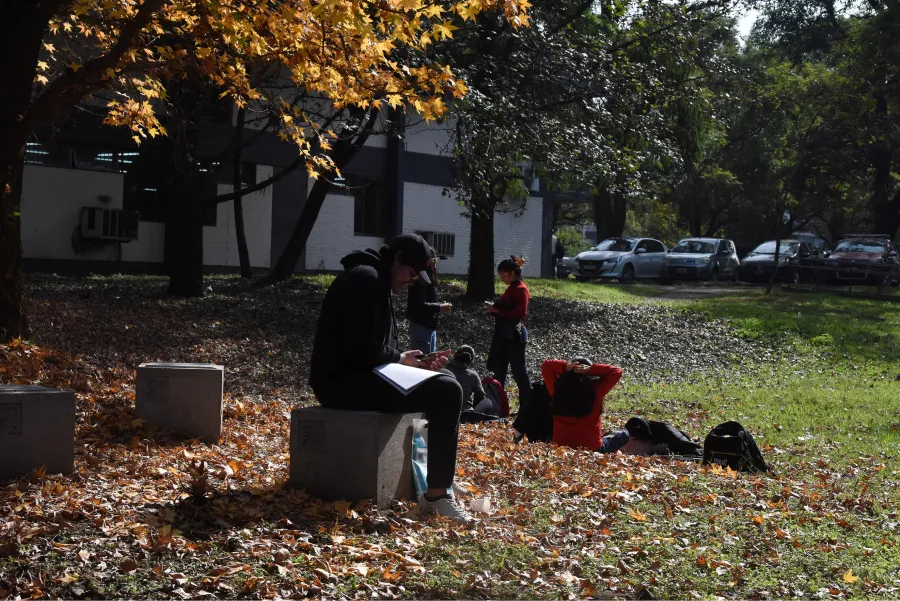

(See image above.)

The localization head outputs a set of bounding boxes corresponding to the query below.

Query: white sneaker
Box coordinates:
[418,493,477,526]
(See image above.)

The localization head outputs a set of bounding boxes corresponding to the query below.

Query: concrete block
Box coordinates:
[135,363,224,442]
[0,385,75,480]
[289,408,422,507]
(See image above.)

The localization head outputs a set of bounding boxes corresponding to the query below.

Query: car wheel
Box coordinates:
[620,264,635,284]
[575,276,589,282]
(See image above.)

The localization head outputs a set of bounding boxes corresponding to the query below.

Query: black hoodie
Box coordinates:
[309,249,402,395]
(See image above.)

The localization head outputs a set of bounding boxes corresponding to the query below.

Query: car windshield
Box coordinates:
[750,241,799,255]
[592,238,634,252]
[671,240,717,254]
[834,239,885,254]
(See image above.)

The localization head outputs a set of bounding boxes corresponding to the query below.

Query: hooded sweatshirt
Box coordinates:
[310,249,401,395]
[406,270,441,330]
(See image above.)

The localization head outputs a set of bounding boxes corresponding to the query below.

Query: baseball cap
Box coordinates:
[388,233,432,285]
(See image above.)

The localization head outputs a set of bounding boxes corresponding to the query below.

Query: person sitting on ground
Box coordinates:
[309,233,474,525]
[542,357,628,453]
[444,345,496,415]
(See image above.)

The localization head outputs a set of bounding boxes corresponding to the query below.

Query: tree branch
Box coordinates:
[21,0,167,133]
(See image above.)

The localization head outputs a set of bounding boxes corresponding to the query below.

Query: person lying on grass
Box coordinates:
[543,357,629,453]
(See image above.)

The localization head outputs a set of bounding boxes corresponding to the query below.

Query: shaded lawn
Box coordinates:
[1,277,899,600]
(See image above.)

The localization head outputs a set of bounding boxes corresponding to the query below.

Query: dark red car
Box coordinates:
[824,235,899,285]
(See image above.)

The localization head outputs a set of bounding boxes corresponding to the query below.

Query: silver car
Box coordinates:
[573,237,669,283]
[664,237,740,281]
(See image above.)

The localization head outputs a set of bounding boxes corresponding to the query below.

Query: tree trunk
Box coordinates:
[466,200,496,300]
[232,108,252,278]
[0,11,47,342]
[765,219,782,295]
[264,108,379,283]
[167,169,206,297]
[0,147,29,343]
[592,173,628,241]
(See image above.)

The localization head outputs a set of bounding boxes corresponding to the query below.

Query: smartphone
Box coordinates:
[484,300,494,306]
[416,352,441,361]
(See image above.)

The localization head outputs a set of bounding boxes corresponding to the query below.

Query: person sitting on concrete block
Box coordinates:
[309,233,475,525]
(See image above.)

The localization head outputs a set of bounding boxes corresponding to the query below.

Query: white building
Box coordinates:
[20,112,555,278]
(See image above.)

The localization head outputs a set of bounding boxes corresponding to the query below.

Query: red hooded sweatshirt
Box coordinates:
[542,359,623,451]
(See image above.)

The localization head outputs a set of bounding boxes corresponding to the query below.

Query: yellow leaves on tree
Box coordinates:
[35,0,530,175]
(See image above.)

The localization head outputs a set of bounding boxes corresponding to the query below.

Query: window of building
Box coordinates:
[215,161,256,187]
[24,141,72,168]
[417,231,456,257]
[341,176,381,237]
[73,147,141,174]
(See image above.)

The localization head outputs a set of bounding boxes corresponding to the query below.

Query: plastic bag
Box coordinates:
[412,419,428,498]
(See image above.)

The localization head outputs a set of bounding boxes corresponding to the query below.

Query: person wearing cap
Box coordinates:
[407,248,452,355]
[309,233,475,525]
[542,357,628,452]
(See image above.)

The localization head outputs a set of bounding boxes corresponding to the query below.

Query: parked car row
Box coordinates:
[568,234,899,285]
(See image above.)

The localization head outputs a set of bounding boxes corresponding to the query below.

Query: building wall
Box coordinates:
[404,118,455,157]
[21,166,127,262]
[21,164,273,269]
[304,191,384,271]
[204,166,273,268]
[401,182,544,277]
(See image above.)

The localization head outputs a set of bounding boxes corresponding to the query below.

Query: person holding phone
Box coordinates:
[407,248,452,354]
[310,234,474,525]
[486,256,531,438]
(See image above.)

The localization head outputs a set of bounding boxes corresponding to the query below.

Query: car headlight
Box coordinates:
[605,257,620,264]
[701,257,712,264]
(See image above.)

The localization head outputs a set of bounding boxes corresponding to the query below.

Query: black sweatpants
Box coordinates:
[487,333,531,415]
[316,373,463,490]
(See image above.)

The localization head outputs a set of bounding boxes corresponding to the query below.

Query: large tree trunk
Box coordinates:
[265,108,379,283]
[232,108,252,278]
[466,200,496,300]
[166,169,206,297]
[592,173,628,241]
[0,11,47,342]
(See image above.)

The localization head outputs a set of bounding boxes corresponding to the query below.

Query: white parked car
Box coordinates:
[573,237,669,283]
[664,237,740,281]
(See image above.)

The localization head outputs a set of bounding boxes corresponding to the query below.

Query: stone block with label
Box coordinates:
[289,408,421,507]
[0,385,76,480]
[135,363,224,442]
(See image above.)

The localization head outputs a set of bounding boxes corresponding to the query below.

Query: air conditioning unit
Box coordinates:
[80,207,139,242]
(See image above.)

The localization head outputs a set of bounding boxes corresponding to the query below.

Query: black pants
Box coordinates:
[316,373,463,490]
[487,333,531,417]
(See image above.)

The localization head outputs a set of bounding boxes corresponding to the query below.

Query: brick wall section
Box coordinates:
[304,192,384,271]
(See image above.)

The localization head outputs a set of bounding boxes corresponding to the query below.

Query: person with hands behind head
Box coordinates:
[542,357,628,453]
[310,233,474,525]
[487,256,532,439]
[407,247,452,355]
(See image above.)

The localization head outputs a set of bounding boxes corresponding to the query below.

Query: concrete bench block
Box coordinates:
[0,385,75,480]
[289,407,422,507]
[135,363,224,442]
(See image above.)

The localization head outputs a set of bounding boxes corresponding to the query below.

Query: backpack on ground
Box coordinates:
[702,421,768,473]
[551,371,596,418]
[481,376,510,418]
[512,381,554,443]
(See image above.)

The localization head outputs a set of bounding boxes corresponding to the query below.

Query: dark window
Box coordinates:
[647,240,666,253]
[417,231,456,257]
[24,140,72,168]
[344,177,380,237]
[216,161,256,187]
[637,240,651,252]
[73,147,140,173]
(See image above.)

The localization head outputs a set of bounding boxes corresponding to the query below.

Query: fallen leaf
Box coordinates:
[843,570,859,584]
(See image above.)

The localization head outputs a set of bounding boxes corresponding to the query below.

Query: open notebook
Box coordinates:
[374,363,443,395]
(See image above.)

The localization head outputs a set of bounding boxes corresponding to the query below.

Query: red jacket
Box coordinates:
[542,359,623,451]
[494,279,529,321]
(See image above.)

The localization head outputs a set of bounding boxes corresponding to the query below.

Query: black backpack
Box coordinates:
[512,381,554,443]
[702,421,768,473]
[552,371,596,418]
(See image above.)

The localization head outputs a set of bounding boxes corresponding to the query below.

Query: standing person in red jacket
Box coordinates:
[487,256,531,432]
[542,357,629,452]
